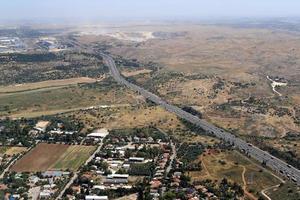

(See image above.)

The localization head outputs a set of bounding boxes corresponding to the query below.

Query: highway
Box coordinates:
[101,53,300,185]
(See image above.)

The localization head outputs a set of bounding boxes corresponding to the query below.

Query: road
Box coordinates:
[0,145,35,179]
[101,53,300,185]
[0,154,22,179]
[56,142,104,200]
[165,141,176,176]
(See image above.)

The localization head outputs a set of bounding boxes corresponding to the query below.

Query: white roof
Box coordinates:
[39,192,51,197]
[93,185,106,190]
[129,157,144,161]
[85,195,108,200]
[87,129,109,138]
[107,174,129,179]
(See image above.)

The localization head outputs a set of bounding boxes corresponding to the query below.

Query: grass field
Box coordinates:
[0,77,97,93]
[0,81,136,118]
[10,143,96,172]
[51,145,96,170]
[268,182,300,200]
[189,150,282,198]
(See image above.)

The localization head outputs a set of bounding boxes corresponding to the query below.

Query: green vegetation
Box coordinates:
[268,182,300,200]
[51,145,96,170]
[129,162,155,176]
[0,79,130,117]
[198,178,244,199]
[0,51,107,85]
[177,142,204,170]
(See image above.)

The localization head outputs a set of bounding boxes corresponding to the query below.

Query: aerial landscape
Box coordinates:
[0,0,300,200]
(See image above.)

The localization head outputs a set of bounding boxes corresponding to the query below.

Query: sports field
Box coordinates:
[10,143,96,172]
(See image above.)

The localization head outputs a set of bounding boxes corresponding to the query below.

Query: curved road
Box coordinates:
[101,53,300,185]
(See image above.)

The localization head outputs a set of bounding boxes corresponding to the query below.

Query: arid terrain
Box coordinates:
[0,21,300,199]
[76,23,300,142]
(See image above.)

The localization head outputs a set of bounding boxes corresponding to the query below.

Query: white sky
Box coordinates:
[1,0,300,22]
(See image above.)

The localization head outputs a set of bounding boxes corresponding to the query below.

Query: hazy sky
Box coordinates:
[1,0,300,22]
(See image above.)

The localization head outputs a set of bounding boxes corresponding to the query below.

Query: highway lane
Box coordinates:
[101,53,300,185]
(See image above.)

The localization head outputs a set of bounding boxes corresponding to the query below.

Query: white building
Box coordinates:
[87,128,109,138]
[85,195,108,200]
[129,157,144,163]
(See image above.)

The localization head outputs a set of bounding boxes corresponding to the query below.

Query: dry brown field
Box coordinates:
[0,77,97,94]
[10,143,95,172]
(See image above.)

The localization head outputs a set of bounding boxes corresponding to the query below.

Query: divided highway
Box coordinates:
[101,53,300,185]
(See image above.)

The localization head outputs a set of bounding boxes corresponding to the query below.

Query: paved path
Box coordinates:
[165,141,176,176]
[0,145,34,179]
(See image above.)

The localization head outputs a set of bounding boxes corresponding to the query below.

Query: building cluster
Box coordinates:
[0,37,25,53]
[66,130,176,200]
[3,171,70,200]
[36,37,67,52]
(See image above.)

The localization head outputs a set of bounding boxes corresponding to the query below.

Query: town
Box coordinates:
[0,114,255,200]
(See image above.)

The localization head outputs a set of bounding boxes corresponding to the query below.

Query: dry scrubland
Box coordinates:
[70,105,183,133]
[189,150,282,199]
[81,24,300,140]
[10,143,96,172]
[0,146,27,156]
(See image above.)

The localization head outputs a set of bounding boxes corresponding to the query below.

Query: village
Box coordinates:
[0,116,239,200]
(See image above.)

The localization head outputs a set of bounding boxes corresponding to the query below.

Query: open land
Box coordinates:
[75,23,300,158]
[10,143,96,172]
[189,150,283,199]
[0,146,27,156]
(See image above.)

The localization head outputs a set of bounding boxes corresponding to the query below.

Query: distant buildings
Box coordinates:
[34,121,51,133]
[87,129,109,139]
[129,157,144,163]
[85,195,108,200]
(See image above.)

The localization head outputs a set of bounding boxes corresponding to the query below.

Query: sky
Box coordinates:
[1,0,300,22]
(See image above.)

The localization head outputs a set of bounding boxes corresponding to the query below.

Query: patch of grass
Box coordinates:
[268,182,300,200]
[0,146,9,155]
[51,145,96,170]
[0,82,135,118]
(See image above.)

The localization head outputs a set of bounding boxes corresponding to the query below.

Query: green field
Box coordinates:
[51,145,96,170]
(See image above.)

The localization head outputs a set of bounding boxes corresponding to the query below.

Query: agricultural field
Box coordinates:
[10,143,96,172]
[189,150,282,199]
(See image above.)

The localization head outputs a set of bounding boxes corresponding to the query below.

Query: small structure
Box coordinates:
[42,171,70,178]
[104,174,129,184]
[85,195,108,200]
[34,121,51,132]
[129,157,144,163]
[39,191,51,199]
